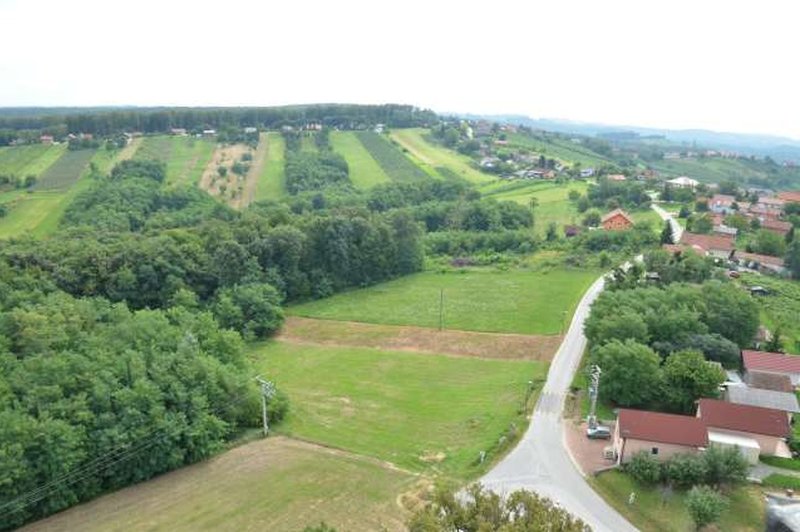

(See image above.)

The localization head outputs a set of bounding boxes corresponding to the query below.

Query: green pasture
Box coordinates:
[255,132,287,201]
[0,143,66,179]
[289,268,599,335]
[390,128,495,184]
[252,340,546,478]
[330,131,390,188]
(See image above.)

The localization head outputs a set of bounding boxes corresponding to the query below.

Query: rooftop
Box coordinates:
[743,350,800,375]
[617,408,708,447]
[679,232,735,253]
[726,386,800,413]
[698,398,790,438]
[746,370,794,393]
[601,208,634,224]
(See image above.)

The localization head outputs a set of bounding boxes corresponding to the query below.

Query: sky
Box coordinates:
[1,0,799,138]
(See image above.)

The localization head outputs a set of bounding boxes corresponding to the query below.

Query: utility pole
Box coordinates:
[255,376,276,436]
[587,365,602,429]
[438,288,444,331]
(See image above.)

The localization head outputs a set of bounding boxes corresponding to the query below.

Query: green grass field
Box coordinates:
[34,148,96,190]
[482,180,589,235]
[0,144,66,179]
[289,268,599,335]
[0,145,138,239]
[253,340,546,478]
[330,131,390,188]
[739,273,800,354]
[255,132,286,201]
[390,128,495,184]
[354,131,430,182]
[506,133,613,168]
[133,136,214,185]
[591,470,764,531]
[651,157,765,183]
[23,437,413,532]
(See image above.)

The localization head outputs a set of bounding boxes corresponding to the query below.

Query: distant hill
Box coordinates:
[454,113,800,163]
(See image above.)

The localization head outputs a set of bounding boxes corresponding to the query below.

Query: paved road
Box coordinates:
[479,275,637,532]
[652,203,684,242]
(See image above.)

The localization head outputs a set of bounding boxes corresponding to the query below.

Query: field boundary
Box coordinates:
[279,316,561,361]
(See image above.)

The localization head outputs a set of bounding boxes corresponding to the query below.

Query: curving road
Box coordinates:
[479,275,637,532]
[652,203,684,242]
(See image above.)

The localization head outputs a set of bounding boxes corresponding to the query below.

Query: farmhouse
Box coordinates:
[170,128,187,136]
[614,409,707,464]
[666,176,699,189]
[697,399,791,459]
[601,209,634,231]
[733,251,787,275]
[743,350,800,387]
[39,135,54,144]
[724,386,800,419]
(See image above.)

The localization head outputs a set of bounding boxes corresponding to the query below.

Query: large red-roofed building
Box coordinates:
[614,409,708,464]
[743,350,800,386]
[697,398,791,458]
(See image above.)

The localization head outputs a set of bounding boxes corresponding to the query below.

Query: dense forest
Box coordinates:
[0,104,435,145]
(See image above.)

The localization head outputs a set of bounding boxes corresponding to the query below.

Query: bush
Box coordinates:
[662,453,707,488]
[213,282,285,339]
[686,486,727,529]
[702,446,748,487]
[625,451,662,485]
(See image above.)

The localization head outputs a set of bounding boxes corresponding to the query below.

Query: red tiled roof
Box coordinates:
[743,350,800,374]
[601,208,634,224]
[618,409,708,447]
[679,232,735,253]
[736,252,785,267]
[746,370,794,393]
[761,219,792,233]
[778,191,800,203]
[710,194,736,206]
[698,398,790,438]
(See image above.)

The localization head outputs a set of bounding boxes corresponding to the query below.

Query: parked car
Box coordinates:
[586,425,612,439]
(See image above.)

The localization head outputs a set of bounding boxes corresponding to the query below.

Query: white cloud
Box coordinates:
[1,0,799,138]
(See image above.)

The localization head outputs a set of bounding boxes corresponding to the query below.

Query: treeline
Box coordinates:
[584,281,759,413]
[62,161,233,232]
[0,272,268,529]
[0,104,436,144]
[283,130,351,194]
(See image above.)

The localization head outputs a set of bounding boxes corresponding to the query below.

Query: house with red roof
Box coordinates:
[614,409,708,464]
[697,398,791,460]
[760,218,793,237]
[777,191,800,204]
[743,350,800,387]
[678,232,735,259]
[601,209,634,231]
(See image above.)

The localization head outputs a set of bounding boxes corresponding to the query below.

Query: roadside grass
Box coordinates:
[330,131,390,188]
[252,340,546,479]
[390,128,495,184]
[590,470,765,531]
[763,473,800,490]
[289,268,600,335]
[22,437,414,532]
[354,131,429,182]
[760,456,800,471]
[256,132,286,201]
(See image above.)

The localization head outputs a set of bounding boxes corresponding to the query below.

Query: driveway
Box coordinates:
[651,203,684,242]
[479,276,637,532]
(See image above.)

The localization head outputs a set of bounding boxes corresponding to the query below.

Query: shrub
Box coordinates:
[702,446,748,487]
[662,453,707,488]
[625,451,662,485]
[686,486,727,530]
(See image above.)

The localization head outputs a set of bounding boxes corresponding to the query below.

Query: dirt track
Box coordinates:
[280,316,561,361]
